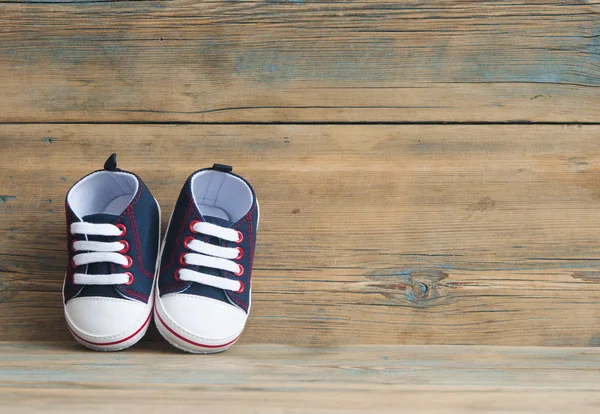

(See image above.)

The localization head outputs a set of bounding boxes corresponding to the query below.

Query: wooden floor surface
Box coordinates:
[1,342,599,413]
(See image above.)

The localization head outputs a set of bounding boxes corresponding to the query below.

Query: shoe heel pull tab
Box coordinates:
[212,163,233,173]
[104,153,120,171]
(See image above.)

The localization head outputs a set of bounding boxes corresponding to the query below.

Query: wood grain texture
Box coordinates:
[1,342,599,413]
[1,124,600,346]
[0,1,599,122]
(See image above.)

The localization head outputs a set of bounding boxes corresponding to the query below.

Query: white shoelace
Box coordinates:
[70,222,133,285]
[178,221,245,293]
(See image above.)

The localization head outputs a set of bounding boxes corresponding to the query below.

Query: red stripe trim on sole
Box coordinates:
[155,307,240,349]
[69,312,152,346]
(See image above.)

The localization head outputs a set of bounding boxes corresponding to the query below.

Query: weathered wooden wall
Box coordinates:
[0,1,599,346]
[0,1,598,123]
[2,125,600,346]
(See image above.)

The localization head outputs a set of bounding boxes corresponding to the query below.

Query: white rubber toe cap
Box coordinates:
[160,294,247,343]
[65,296,146,339]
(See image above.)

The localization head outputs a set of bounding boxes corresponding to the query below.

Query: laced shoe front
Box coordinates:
[155,164,259,353]
[63,154,160,351]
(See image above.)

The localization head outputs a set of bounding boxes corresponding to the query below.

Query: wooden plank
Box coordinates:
[0,1,599,122]
[2,124,600,345]
[1,342,599,413]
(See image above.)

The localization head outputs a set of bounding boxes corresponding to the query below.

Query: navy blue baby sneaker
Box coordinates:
[63,154,160,351]
[155,164,259,353]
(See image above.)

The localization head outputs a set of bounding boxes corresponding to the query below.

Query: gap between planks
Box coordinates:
[1,121,600,126]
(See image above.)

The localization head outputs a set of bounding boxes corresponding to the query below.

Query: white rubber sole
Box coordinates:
[154,200,259,354]
[154,296,243,354]
[66,310,153,352]
[63,197,162,352]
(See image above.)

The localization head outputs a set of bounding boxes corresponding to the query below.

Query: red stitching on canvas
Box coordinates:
[226,203,257,311]
[127,209,143,270]
[232,296,248,311]
[124,289,149,302]
[127,209,153,278]
[117,177,144,221]
[65,177,149,301]
[64,205,80,298]
[160,283,188,294]
[247,212,254,270]
[161,203,194,271]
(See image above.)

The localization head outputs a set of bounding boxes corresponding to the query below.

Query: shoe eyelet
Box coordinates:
[119,240,130,254]
[174,268,183,282]
[233,264,244,277]
[71,258,77,268]
[124,272,134,286]
[235,247,244,260]
[183,236,195,249]
[122,255,133,269]
[116,224,127,237]
[179,253,187,267]
[235,281,245,294]
[189,220,201,234]
[235,230,244,244]
[71,239,77,252]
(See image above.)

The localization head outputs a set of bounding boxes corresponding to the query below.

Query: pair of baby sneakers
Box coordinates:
[63,154,258,353]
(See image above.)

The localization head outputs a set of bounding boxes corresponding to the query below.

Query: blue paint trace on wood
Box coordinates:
[368,269,448,304]
[591,26,600,62]
[0,196,17,204]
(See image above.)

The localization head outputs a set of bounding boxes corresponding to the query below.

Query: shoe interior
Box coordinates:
[67,171,139,218]
[190,171,253,222]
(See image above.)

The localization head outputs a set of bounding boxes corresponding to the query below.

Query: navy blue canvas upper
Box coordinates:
[158,167,258,313]
[64,166,160,305]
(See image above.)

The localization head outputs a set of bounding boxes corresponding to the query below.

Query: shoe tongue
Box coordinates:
[203,215,234,228]
[82,213,120,224]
